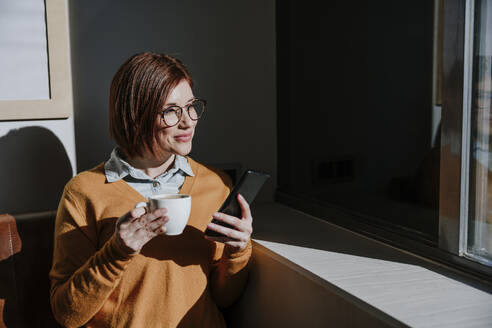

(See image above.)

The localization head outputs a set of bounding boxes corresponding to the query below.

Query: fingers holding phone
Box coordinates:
[205,194,253,252]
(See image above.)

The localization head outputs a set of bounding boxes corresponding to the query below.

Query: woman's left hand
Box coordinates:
[205,193,252,252]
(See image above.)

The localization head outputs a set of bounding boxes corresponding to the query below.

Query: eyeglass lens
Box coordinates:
[162,100,205,126]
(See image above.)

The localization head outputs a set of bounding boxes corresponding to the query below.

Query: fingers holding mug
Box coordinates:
[145,194,192,236]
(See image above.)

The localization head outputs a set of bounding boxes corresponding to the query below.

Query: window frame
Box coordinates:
[276,0,492,281]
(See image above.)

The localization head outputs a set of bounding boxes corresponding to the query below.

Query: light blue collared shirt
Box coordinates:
[104,148,194,198]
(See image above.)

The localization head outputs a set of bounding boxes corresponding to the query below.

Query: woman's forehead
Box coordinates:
[165,81,194,105]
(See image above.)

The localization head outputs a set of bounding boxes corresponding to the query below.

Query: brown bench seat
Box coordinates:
[0,212,61,328]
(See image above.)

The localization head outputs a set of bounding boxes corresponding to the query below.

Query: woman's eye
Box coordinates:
[164,108,177,114]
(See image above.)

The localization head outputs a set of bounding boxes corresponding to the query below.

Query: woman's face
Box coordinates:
[153,80,197,159]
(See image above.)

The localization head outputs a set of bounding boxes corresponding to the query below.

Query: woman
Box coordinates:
[49,52,253,327]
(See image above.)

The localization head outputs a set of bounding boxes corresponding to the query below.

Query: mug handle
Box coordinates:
[135,202,149,214]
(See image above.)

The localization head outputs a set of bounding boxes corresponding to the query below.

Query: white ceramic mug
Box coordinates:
[136,194,191,236]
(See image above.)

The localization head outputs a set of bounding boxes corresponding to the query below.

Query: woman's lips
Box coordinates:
[174,134,192,142]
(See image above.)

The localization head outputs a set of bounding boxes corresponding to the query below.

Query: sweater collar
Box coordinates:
[104,147,194,183]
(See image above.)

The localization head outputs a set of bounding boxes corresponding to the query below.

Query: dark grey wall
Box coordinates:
[69,0,276,201]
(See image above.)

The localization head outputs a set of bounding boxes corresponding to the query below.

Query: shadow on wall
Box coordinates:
[0,126,72,214]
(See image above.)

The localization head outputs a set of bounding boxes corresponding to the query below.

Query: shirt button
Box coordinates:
[153,181,160,188]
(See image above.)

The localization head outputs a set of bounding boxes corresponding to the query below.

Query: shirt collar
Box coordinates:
[173,153,195,177]
[104,147,194,182]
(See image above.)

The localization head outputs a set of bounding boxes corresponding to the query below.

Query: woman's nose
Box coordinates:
[178,110,194,128]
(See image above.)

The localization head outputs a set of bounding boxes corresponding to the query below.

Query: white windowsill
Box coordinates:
[248,202,492,328]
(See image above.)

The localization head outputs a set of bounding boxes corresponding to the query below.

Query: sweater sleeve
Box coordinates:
[49,187,135,328]
[209,237,252,308]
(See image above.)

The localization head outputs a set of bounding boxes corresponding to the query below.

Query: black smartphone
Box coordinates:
[205,170,270,237]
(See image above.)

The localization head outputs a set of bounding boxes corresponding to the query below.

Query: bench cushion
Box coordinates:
[0,213,61,327]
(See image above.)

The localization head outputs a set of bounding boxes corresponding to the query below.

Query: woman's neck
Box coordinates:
[127,153,176,179]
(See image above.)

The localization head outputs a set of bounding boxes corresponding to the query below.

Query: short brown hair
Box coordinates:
[109,52,193,158]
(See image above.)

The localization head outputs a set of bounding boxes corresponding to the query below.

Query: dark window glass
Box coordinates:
[277,0,439,242]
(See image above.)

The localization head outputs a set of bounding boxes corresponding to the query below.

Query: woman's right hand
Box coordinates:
[114,206,169,254]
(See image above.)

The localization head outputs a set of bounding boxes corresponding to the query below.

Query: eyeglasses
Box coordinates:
[159,99,206,127]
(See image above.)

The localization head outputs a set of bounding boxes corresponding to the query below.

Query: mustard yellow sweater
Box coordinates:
[49,158,252,328]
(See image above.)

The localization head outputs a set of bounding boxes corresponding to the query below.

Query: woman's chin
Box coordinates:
[174,143,192,156]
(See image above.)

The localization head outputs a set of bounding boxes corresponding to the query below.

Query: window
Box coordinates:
[468,0,492,266]
[277,0,492,279]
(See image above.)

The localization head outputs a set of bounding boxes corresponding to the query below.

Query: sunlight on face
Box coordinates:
[154,80,197,158]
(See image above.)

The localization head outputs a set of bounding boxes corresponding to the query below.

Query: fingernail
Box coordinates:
[213,212,219,217]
